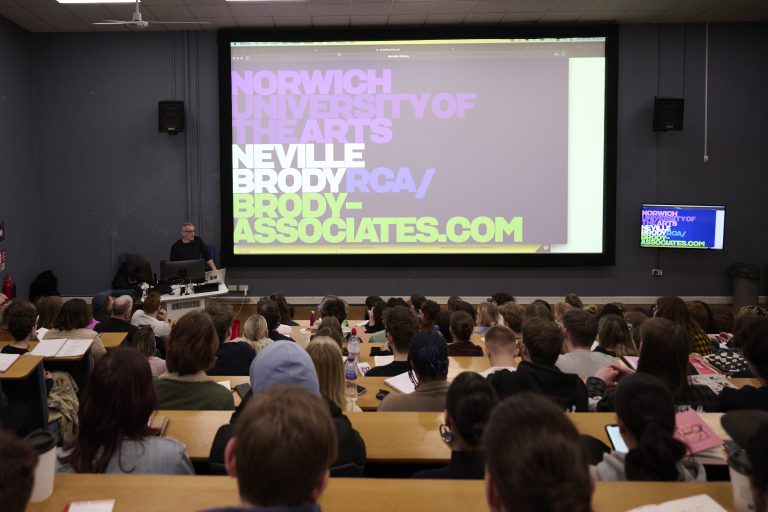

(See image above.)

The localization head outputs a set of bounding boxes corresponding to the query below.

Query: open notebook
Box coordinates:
[30,338,92,358]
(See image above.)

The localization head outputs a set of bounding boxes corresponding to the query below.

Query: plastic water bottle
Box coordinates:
[348,328,361,363]
[344,356,358,406]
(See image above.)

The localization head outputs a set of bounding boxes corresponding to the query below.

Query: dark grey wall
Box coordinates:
[3,21,766,298]
[0,17,39,294]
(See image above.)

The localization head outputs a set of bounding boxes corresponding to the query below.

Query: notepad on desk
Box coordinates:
[384,371,417,394]
[0,353,20,373]
[675,409,724,455]
[626,494,727,512]
[373,355,394,367]
[30,338,92,358]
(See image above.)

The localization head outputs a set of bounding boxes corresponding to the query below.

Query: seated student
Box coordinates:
[129,326,167,377]
[206,303,255,376]
[209,340,366,477]
[564,293,584,309]
[555,308,612,378]
[488,318,588,411]
[42,298,106,360]
[1,301,40,356]
[722,410,768,511]
[130,292,171,338]
[525,299,555,321]
[317,295,349,325]
[413,372,498,479]
[58,347,194,475]
[484,393,592,512]
[409,294,427,313]
[474,302,498,335]
[36,295,63,330]
[720,316,768,411]
[589,317,719,412]
[379,331,450,412]
[0,429,38,512]
[93,295,139,348]
[418,299,441,334]
[269,292,299,327]
[236,314,272,355]
[435,309,453,342]
[90,290,113,325]
[595,314,637,357]
[369,298,409,343]
[447,311,483,356]
[256,299,295,342]
[446,296,463,312]
[490,292,515,307]
[364,296,385,334]
[481,325,519,377]
[313,316,346,352]
[366,305,418,377]
[498,302,524,338]
[209,385,337,512]
[594,373,705,482]
[154,310,234,410]
[654,295,713,356]
[308,337,362,412]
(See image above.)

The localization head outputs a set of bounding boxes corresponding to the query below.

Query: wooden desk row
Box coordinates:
[160,409,730,464]
[25,474,738,512]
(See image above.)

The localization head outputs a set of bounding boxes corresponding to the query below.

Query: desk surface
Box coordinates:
[0,341,90,362]
[100,332,127,349]
[25,474,736,512]
[0,354,42,379]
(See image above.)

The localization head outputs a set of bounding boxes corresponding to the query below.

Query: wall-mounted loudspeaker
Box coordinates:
[158,101,185,134]
[653,97,684,132]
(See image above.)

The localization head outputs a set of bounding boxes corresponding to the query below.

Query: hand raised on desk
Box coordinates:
[594,364,634,387]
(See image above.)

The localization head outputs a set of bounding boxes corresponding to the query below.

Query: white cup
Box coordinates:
[26,430,57,502]
[729,452,756,512]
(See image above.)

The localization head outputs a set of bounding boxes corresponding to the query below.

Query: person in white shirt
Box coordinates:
[481,325,519,377]
[131,292,171,338]
[555,308,613,378]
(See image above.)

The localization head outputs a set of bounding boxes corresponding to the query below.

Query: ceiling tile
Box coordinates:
[28,5,75,18]
[227,3,270,16]
[387,13,426,23]
[514,0,559,12]
[578,9,620,19]
[501,10,544,21]
[351,2,390,14]
[425,12,465,22]
[552,0,599,11]
[234,15,274,26]
[46,17,91,30]
[616,10,662,21]
[540,10,579,21]
[0,6,39,19]
[390,1,430,14]
[673,0,720,8]
[430,1,474,14]
[273,15,312,25]
[471,1,513,13]
[311,14,349,24]
[186,4,231,16]
[311,2,350,15]
[350,13,389,23]
[0,0,19,6]
[590,0,637,11]
[654,9,698,21]
[11,18,56,30]
[271,3,311,15]
[463,11,503,21]
[144,5,194,18]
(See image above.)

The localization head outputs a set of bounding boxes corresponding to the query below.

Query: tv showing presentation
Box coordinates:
[218,28,617,266]
[640,204,725,250]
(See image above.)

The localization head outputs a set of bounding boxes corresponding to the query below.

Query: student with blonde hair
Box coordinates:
[475,302,498,334]
[308,337,361,412]
[239,314,271,355]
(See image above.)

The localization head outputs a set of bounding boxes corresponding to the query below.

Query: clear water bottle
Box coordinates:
[344,356,358,406]
[348,328,361,363]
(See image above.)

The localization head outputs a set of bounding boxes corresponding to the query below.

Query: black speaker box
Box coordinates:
[158,101,185,134]
[653,97,684,132]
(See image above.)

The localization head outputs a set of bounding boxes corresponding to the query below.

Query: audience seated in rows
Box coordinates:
[210,340,365,477]
[43,298,106,360]
[308,336,362,412]
[489,292,514,306]
[474,302,498,335]
[0,428,37,512]
[413,372,498,480]
[130,292,170,338]
[556,308,611,378]
[435,309,453,342]
[592,372,705,482]
[498,302,524,337]
[655,296,713,356]
[365,305,417,377]
[155,310,234,411]
[596,314,637,357]
[564,293,583,309]
[484,393,592,512]
[36,295,63,330]
[58,347,193,475]
[235,314,272,355]
[212,385,337,512]
[488,317,588,411]
[417,299,440,335]
[90,290,113,325]
[129,326,166,377]
[256,299,294,342]
[206,303,255,377]
[524,300,554,321]
[553,301,573,322]
[2,301,42,356]
[379,331,449,412]
[720,316,768,411]
[364,295,385,334]
[268,292,298,326]
[93,295,138,348]
[588,317,719,412]
[408,294,427,313]
[481,325,518,377]
[313,316,345,350]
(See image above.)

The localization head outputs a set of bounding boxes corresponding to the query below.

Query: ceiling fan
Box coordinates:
[93,0,210,29]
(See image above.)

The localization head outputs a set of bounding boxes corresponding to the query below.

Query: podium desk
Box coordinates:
[160,283,229,321]
[25,474,736,512]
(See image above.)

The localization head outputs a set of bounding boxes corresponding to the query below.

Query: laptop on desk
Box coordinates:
[205,268,226,285]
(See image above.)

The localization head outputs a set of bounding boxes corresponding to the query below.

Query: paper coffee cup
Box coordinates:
[26,430,57,502]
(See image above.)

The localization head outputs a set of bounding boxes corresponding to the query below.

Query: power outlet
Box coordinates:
[651,268,663,277]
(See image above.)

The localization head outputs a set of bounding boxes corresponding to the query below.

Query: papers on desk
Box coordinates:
[35,327,49,340]
[626,494,727,512]
[68,499,116,512]
[30,338,92,358]
[0,353,20,373]
[355,320,369,327]
[374,355,394,367]
[675,410,723,455]
[690,374,737,395]
[216,380,231,391]
[357,362,371,376]
[385,371,417,394]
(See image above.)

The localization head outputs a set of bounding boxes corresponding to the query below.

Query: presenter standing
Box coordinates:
[170,223,217,270]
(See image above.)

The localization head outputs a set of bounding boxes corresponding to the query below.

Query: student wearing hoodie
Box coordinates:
[487,317,588,411]
[208,341,366,476]
[593,372,705,482]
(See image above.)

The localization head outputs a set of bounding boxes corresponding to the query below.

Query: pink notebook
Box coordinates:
[674,409,723,454]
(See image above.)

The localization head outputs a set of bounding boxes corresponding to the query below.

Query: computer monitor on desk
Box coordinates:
[160,259,206,284]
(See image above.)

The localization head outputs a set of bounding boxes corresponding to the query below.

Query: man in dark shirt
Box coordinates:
[94,295,139,346]
[170,223,217,270]
[366,305,418,377]
[257,299,295,342]
[487,317,588,412]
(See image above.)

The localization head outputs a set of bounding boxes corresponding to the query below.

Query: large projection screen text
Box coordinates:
[220,29,617,267]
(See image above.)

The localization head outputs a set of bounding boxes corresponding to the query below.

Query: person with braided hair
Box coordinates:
[413,371,498,479]
[378,331,449,412]
[593,372,705,482]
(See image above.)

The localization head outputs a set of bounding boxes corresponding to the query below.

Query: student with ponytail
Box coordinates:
[593,372,705,482]
[413,372,498,479]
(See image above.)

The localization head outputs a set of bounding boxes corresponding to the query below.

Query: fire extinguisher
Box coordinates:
[2,274,15,299]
